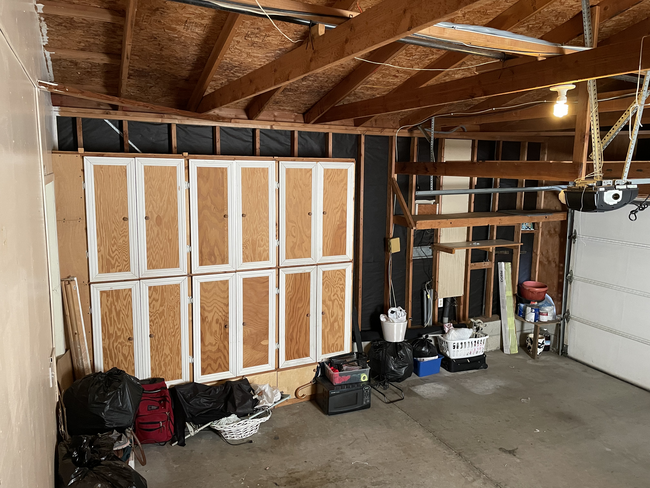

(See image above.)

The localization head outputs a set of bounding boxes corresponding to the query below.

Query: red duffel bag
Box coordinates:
[134,378,174,444]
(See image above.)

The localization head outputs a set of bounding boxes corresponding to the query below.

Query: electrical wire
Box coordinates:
[253,0,300,43]
[629,194,650,221]
[353,56,501,72]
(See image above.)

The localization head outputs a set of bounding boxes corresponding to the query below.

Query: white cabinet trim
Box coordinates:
[84,157,139,282]
[189,160,236,273]
[279,266,318,368]
[192,273,237,382]
[136,158,187,278]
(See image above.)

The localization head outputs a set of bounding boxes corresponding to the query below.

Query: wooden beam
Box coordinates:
[291,130,298,156]
[39,0,124,24]
[122,120,129,153]
[197,0,485,112]
[47,48,121,65]
[40,82,229,122]
[394,211,567,230]
[384,136,397,311]
[75,117,84,151]
[170,123,178,153]
[389,177,415,228]
[118,0,138,98]
[573,6,601,180]
[405,137,417,325]
[254,128,261,156]
[326,132,333,158]
[319,38,650,123]
[188,13,243,111]
[600,16,650,47]
[304,43,406,124]
[354,133,365,330]
[213,126,221,155]
[396,0,643,127]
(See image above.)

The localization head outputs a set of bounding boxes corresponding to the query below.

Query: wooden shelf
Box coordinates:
[394,210,567,230]
[514,316,561,326]
[434,239,522,255]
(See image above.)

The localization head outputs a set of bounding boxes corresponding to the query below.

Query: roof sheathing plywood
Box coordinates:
[59,0,126,10]
[595,0,650,41]
[43,15,123,55]
[510,0,582,38]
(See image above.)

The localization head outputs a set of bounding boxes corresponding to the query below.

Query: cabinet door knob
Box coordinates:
[308,212,312,216]
[306,313,310,317]
[127,336,133,342]
[122,217,128,221]
[322,211,327,215]
[149,333,154,338]
[321,312,325,316]
[224,324,228,329]
[144,216,150,221]
[223,214,228,218]
[242,322,246,326]
[242,213,246,218]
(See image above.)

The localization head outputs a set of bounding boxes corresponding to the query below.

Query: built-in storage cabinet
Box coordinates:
[90,278,189,385]
[189,160,235,274]
[236,161,276,270]
[318,262,353,359]
[192,273,236,382]
[279,266,317,368]
[136,159,187,278]
[318,162,354,263]
[280,162,317,266]
[84,157,139,282]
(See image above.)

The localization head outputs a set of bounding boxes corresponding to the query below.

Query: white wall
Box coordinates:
[0,0,58,487]
[567,206,650,390]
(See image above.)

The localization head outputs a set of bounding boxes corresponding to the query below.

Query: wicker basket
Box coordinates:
[210,409,272,441]
[437,334,488,359]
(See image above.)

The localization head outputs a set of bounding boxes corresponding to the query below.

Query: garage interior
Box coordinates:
[2,0,650,487]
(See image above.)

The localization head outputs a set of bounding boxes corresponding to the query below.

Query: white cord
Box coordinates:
[353,56,500,72]
[253,0,300,43]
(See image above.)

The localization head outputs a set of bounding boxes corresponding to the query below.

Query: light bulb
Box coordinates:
[554,101,569,118]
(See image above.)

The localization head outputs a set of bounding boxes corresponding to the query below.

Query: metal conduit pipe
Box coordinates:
[559,209,575,356]
[415,186,566,197]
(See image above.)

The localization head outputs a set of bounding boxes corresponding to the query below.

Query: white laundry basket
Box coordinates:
[437,335,488,359]
[381,321,408,342]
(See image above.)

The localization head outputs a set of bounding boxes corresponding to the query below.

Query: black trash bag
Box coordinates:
[64,368,143,435]
[410,336,439,358]
[57,435,147,488]
[226,378,257,416]
[368,341,414,383]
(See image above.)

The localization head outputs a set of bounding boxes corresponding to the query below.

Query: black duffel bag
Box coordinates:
[368,341,413,383]
[64,368,143,436]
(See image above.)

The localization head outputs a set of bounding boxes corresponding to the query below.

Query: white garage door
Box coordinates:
[567,206,650,390]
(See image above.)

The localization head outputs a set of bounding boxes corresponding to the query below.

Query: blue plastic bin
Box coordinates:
[413,356,442,377]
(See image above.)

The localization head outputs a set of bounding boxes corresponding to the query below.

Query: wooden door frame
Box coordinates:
[189,159,236,274]
[84,156,139,282]
[278,266,318,368]
[317,262,353,360]
[89,281,142,375]
[236,268,277,375]
[235,160,277,270]
[317,161,355,264]
[139,276,190,385]
[278,161,319,267]
[192,273,237,382]
[136,158,188,278]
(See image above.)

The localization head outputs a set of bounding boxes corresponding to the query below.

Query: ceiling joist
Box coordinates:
[118,0,138,98]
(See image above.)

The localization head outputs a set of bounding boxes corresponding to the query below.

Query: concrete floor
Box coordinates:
[138,352,650,488]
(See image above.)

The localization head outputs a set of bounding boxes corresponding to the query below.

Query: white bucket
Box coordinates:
[381,321,408,342]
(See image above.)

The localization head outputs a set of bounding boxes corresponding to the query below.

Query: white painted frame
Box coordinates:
[189,160,236,273]
[140,276,190,386]
[235,161,276,270]
[90,281,143,377]
[136,158,187,278]
[236,269,276,375]
[192,273,237,382]
[317,262,353,360]
[317,162,355,263]
[279,162,318,266]
[279,266,317,368]
[84,157,139,282]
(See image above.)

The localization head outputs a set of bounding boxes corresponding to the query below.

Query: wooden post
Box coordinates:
[213,126,221,155]
[291,130,299,157]
[327,132,333,158]
[254,128,261,156]
[170,123,178,154]
[354,134,365,328]
[484,142,501,317]
[383,136,396,311]
[511,141,527,288]
[405,136,418,326]
[76,118,84,151]
[122,120,129,153]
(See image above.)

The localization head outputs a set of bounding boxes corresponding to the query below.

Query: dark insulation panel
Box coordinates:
[128,122,169,153]
[82,119,122,153]
[332,133,357,159]
[56,116,76,151]
[177,125,213,155]
[298,132,327,158]
[260,129,291,157]
[220,127,253,156]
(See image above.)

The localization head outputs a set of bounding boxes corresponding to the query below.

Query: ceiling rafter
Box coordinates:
[187,13,243,111]
[39,0,124,24]
[196,0,490,113]
[118,0,138,98]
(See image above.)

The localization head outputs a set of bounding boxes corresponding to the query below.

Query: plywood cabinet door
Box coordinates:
[190,160,235,273]
[90,281,141,376]
[237,269,276,375]
[193,274,236,382]
[236,161,276,270]
[318,162,354,263]
[140,277,189,385]
[136,158,187,278]
[279,267,317,368]
[279,162,317,266]
[84,157,139,282]
[317,263,352,360]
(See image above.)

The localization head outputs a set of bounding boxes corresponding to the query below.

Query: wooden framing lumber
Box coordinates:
[197,0,485,112]
[384,136,397,311]
[394,211,567,230]
[47,49,121,65]
[40,0,124,24]
[389,177,415,228]
[319,38,650,123]
[118,0,138,98]
[354,134,365,329]
[188,13,243,111]
[404,137,418,325]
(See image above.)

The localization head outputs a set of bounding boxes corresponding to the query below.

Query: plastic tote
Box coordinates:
[381,321,407,342]
[413,357,442,377]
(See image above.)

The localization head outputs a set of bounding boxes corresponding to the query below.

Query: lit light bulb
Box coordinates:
[554,101,569,118]
[549,84,576,118]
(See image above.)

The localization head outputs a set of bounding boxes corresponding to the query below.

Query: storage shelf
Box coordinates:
[394,210,567,230]
[514,316,561,326]
[433,239,522,255]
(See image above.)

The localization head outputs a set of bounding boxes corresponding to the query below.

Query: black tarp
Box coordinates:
[56,116,77,151]
[177,124,213,155]
[220,127,253,155]
[81,119,123,153]
[128,122,169,153]
[298,132,327,158]
[261,129,291,157]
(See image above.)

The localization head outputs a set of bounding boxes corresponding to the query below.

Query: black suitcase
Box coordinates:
[441,354,488,372]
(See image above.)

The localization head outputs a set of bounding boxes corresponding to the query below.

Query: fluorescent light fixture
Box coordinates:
[550,84,576,118]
